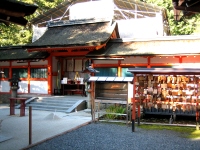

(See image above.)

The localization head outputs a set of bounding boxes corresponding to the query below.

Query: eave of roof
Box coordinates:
[0,46,49,61]
[127,68,200,75]
[86,35,200,57]
[0,0,38,26]
[25,20,117,49]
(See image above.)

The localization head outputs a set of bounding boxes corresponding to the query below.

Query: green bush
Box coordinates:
[104,105,126,120]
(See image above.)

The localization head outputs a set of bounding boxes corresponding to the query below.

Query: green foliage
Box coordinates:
[0,0,65,46]
[33,0,65,14]
[138,124,200,139]
[140,0,200,35]
[104,105,126,120]
[0,23,32,46]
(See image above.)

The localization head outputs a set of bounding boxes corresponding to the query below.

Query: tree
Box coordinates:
[1,0,200,47]
[0,0,65,47]
[140,0,200,35]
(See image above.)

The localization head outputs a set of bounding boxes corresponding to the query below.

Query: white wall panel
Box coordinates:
[12,61,28,66]
[0,61,9,66]
[151,56,178,63]
[30,81,48,94]
[94,60,117,64]
[0,81,10,92]
[30,60,47,65]
[122,57,147,64]
[18,81,28,93]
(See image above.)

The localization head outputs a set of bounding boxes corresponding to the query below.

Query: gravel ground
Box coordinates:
[27,122,200,150]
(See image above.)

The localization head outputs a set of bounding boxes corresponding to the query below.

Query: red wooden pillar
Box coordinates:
[47,54,52,95]
[28,61,30,93]
[137,100,141,125]
[132,73,136,132]
[9,61,12,94]
[196,102,199,130]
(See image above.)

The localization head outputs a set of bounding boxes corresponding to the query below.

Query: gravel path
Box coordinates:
[28,122,200,150]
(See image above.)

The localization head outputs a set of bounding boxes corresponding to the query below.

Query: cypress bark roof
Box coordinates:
[86,36,200,57]
[26,20,117,48]
[0,46,49,61]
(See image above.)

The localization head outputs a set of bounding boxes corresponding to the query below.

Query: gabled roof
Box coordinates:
[31,0,168,27]
[25,20,118,49]
[0,0,38,26]
[86,35,200,57]
[0,46,49,61]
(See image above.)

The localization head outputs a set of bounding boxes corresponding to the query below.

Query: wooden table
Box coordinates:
[62,84,86,96]
[9,97,27,116]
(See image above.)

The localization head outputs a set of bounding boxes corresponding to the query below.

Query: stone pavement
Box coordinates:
[0,104,93,150]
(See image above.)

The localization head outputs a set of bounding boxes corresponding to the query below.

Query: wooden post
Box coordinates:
[20,98,26,117]
[9,98,15,115]
[132,73,136,132]
[29,106,32,145]
[91,81,95,122]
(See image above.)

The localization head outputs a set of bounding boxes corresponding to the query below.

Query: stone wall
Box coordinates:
[0,93,10,104]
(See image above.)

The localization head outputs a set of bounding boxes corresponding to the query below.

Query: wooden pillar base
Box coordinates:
[137,117,140,126]
[132,119,135,132]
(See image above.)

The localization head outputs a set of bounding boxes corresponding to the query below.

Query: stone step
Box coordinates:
[25,107,68,112]
[28,102,73,107]
[35,99,77,104]
[23,96,87,113]
[26,104,70,110]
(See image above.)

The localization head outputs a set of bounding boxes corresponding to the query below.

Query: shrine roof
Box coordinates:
[25,20,117,48]
[0,46,49,61]
[86,35,200,57]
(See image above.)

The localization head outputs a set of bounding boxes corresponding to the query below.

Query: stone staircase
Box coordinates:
[24,96,86,113]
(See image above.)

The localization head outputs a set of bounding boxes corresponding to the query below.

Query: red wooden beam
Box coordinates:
[27,46,98,52]
[51,51,90,56]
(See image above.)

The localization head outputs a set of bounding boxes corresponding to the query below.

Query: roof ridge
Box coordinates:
[47,18,111,27]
